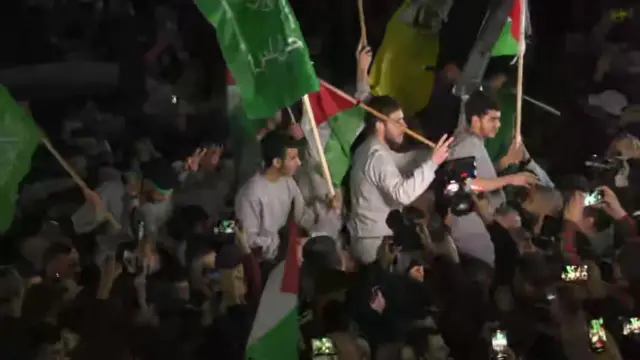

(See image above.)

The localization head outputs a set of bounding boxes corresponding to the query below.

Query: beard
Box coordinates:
[384,133,404,151]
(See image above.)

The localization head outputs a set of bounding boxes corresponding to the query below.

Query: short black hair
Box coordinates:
[517,252,557,289]
[260,130,301,168]
[41,242,73,270]
[464,90,499,125]
[363,95,402,132]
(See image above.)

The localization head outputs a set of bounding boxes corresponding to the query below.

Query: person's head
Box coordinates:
[465,90,501,138]
[261,131,302,177]
[363,95,406,147]
[141,159,179,202]
[166,205,211,242]
[487,73,508,92]
[513,253,557,299]
[607,132,640,159]
[0,267,24,315]
[41,243,79,282]
[302,235,345,273]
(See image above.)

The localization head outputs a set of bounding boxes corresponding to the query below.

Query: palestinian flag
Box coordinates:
[491,0,528,57]
[0,85,41,232]
[246,222,301,360]
[301,82,365,186]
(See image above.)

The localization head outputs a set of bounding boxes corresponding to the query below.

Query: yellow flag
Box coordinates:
[369,1,440,116]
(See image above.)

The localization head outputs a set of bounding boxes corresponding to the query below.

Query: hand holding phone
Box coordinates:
[588,318,607,353]
[584,189,604,207]
[311,337,337,358]
[491,330,508,359]
[561,265,588,282]
[623,317,640,336]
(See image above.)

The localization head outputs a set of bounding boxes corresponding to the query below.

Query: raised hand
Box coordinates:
[431,134,455,165]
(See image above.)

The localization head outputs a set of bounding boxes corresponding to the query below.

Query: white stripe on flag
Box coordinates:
[246,261,296,344]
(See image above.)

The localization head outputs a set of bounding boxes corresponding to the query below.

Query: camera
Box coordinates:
[435,156,477,216]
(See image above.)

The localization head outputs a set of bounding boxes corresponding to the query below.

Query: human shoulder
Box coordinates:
[450,131,485,159]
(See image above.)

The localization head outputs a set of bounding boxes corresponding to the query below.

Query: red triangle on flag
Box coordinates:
[280,221,301,295]
[306,82,356,125]
[227,70,236,86]
[509,0,523,41]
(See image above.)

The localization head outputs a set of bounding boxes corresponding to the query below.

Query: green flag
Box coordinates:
[0,85,40,232]
[198,0,319,119]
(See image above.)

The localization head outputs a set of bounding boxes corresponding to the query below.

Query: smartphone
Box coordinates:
[122,250,140,273]
[136,220,145,242]
[584,189,604,207]
[610,8,633,21]
[214,220,236,234]
[622,317,640,336]
[589,318,607,353]
[311,337,337,358]
[561,265,588,282]
[491,330,508,359]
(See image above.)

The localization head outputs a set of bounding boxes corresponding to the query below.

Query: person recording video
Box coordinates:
[348,95,453,264]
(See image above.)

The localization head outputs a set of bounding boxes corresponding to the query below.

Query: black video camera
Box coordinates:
[434,156,477,216]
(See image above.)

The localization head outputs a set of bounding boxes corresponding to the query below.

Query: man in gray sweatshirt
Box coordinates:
[448,90,538,267]
[235,131,339,262]
[348,95,453,264]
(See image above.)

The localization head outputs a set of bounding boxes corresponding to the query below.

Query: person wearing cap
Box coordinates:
[235,131,340,262]
[136,158,180,240]
[72,159,179,249]
[348,95,453,264]
[71,165,141,236]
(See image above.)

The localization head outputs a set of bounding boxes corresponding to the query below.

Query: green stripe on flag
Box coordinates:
[246,304,299,360]
[491,18,519,57]
[0,85,40,232]
[323,107,365,185]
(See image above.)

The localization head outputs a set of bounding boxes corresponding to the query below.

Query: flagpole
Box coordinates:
[320,80,437,147]
[357,0,367,46]
[39,135,122,231]
[302,94,336,197]
[514,0,526,145]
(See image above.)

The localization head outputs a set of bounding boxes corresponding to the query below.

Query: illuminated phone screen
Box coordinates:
[589,318,607,353]
[561,265,588,282]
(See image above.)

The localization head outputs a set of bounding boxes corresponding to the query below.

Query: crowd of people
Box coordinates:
[1,0,640,360]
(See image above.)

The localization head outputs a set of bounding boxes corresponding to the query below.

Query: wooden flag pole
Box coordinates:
[320,80,437,147]
[40,135,122,231]
[302,94,336,197]
[357,0,368,46]
[514,0,527,145]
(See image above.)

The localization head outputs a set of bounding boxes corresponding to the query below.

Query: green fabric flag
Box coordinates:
[198,0,319,119]
[484,89,516,162]
[0,85,40,232]
[323,107,365,185]
[491,18,519,57]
